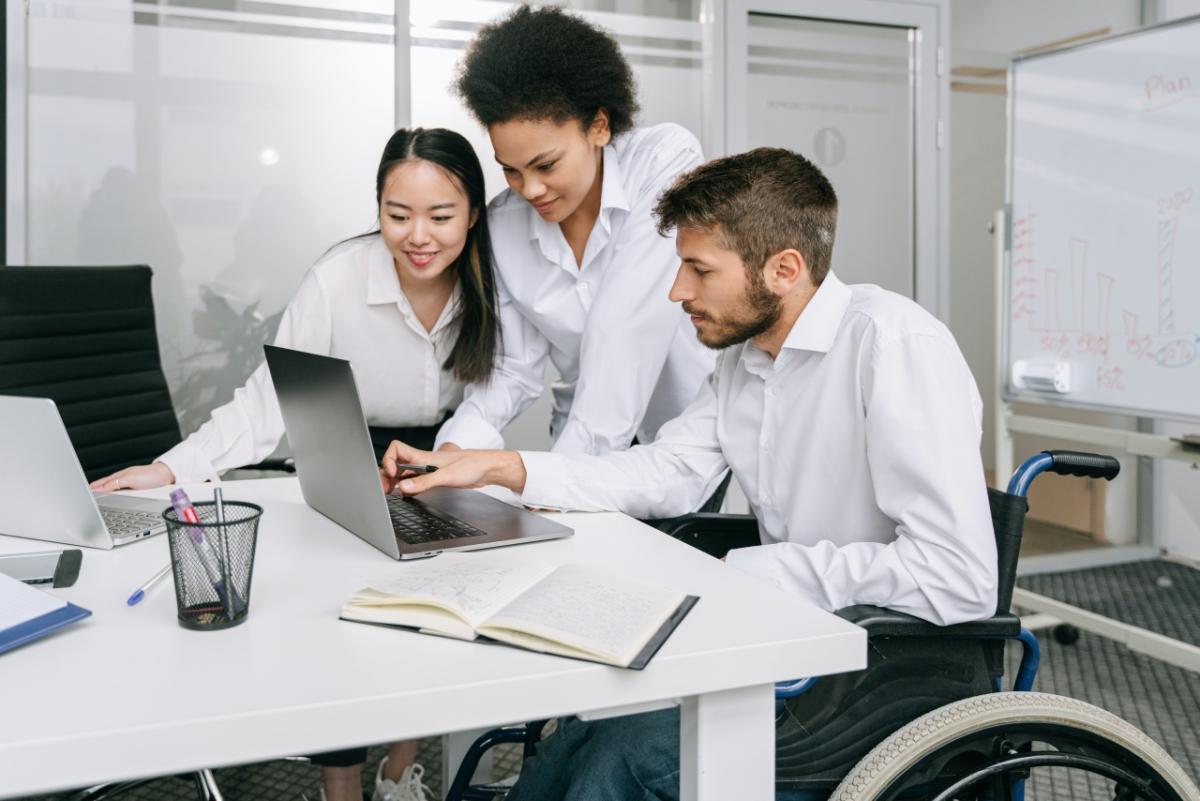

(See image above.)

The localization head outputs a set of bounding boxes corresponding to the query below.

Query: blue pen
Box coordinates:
[170,489,245,615]
[126,564,171,606]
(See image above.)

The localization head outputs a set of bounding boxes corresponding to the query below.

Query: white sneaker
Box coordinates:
[372,758,432,801]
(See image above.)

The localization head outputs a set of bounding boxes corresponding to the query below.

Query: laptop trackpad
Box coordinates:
[419,488,563,538]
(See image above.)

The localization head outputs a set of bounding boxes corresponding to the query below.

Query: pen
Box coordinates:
[213,487,236,622]
[126,564,172,606]
[170,489,245,615]
[395,464,438,474]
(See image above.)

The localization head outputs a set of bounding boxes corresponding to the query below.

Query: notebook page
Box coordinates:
[480,565,686,665]
[362,552,555,627]
[0,573,67,631]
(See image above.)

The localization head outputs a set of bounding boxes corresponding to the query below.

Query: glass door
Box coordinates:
[724,0,945,312]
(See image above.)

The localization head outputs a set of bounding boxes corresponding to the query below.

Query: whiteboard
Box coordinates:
[1004,16,1200,421]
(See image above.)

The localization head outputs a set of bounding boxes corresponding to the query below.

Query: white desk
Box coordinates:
[0,479,865,800]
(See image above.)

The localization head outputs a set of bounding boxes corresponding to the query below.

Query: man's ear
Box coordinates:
[766,248,809,293]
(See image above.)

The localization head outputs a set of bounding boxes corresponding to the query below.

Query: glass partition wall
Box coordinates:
[14,0,709,449]
[23,0,396,434]
[11,0,941,461]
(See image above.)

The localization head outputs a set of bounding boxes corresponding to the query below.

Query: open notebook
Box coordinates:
[0,572,91,656]
[341,552,697,670]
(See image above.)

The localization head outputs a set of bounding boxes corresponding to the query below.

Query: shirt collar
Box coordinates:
[428,280,464,336]
[741,271,851,374]
[366,236,402,305]
[780,271,851,354]
[528,143,631,247]
[365,236,463,336]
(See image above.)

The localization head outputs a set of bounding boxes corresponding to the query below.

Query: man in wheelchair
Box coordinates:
[383,151,1196,800]
[382,147,1006,798]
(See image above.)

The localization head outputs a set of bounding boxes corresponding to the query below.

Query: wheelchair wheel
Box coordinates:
[828,692,1198,801]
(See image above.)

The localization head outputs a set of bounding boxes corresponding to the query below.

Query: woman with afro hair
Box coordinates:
[432,5,719,471]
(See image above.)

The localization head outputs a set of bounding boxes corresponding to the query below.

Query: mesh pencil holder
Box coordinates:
[163,501,263,630]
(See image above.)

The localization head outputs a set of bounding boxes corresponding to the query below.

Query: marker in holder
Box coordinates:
[163,496,263,631]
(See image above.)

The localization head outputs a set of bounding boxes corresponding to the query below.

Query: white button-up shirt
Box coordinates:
[434,123,716,455]
[520,273,998,626]
[159,235,465,483]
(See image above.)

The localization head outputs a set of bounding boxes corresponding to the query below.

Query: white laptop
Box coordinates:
[0,396,167,548]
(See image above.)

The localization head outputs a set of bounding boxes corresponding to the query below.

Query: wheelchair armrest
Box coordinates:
[836,604,1021,639]
[656,513,760,559]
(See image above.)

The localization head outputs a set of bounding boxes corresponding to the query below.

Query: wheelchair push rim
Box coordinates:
[829,692,1198,801]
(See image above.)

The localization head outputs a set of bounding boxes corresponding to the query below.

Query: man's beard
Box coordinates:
[684,277,782,350]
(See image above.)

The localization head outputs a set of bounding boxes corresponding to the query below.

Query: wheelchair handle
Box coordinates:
[1007,450,1120,497]
[1044,450,1121,480]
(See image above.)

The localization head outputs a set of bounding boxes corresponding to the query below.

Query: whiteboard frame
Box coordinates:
[1001,13,1200,424]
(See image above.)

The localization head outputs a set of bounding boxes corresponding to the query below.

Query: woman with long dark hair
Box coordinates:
[92,127,499,801]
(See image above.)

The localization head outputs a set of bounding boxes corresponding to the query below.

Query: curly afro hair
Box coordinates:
[455,5,639,137]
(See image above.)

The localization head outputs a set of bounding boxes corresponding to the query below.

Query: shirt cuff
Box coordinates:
[724,542,830,611]
[517,450,569,511]
[157,439,221,485]
[435,412,505,451]
[724,544,840,613]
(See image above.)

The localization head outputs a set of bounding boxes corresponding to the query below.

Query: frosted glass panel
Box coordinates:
[26,0,395,434]
[567,0,698,19]
[746,13,915,297]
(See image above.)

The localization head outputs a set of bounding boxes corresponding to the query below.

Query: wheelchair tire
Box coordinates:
[828,691,1198,801]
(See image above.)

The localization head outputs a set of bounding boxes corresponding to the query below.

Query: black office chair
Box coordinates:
[0,265,183,481]
[0,265,296,482]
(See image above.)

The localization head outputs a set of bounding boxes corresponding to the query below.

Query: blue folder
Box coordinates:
[0,601,92,656]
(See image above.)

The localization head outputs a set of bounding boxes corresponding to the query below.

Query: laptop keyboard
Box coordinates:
[101,508,163,538]
[385,495,486,544]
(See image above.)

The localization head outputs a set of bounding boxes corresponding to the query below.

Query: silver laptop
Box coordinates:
[264,345,573,560]
[0,396,167,548]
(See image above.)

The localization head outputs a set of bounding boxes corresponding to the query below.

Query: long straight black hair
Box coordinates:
[373,128,499,384]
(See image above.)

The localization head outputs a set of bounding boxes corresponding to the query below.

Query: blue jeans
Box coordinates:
[506,707,821,801]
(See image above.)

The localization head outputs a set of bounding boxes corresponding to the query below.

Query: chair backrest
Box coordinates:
[0,265,182,481]
[987,488,1029,615]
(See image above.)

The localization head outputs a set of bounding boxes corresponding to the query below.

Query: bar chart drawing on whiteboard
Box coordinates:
[1005,16,1200,420]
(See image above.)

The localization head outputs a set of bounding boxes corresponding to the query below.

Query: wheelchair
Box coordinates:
[446,451,1199,801]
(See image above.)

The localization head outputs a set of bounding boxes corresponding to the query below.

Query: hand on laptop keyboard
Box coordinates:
[91,462,177,493]
[380,441,529,497]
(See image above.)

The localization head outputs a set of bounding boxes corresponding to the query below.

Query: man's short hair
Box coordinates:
[654,148,838,286]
